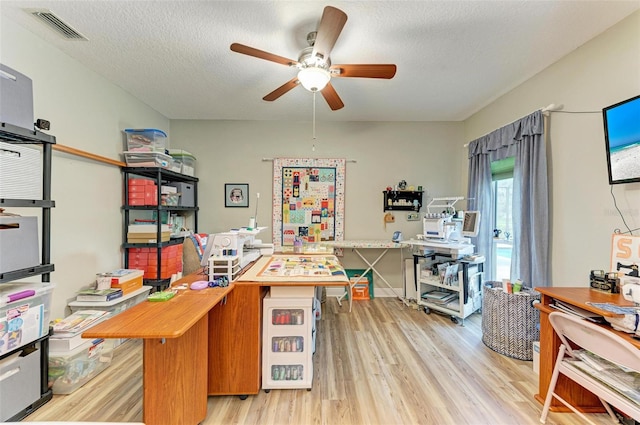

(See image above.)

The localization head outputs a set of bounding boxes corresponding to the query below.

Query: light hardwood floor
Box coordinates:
[25,297,617,425]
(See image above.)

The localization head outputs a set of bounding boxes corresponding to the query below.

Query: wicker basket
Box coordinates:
[481,283,540,360]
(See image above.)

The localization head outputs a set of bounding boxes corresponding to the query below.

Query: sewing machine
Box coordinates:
[422,214,463,241]
[209,227,270,270]
[620,275,640,305]
[411,198,478,258]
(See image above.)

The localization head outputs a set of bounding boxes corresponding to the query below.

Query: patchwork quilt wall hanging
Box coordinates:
[272,158,345,251]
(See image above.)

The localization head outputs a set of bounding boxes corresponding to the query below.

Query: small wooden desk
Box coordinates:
[83,274,232,425]
[534,287,640,413]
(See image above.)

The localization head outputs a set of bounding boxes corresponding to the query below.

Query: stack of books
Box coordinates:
[50,309,111,351]
[127,223,171,243]
[109,268,144,294]
[76,287,123,302]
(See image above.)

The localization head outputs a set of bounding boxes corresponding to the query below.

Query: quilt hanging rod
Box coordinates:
[262,158,357,163]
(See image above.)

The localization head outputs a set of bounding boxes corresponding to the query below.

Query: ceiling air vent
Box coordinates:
[28,9,88,40]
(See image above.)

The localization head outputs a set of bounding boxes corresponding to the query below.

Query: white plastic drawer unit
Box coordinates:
[262,294,314,390]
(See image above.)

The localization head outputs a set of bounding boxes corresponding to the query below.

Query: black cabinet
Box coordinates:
[0,122,54,419]
[383,190,423,212]
[122,167,199,290]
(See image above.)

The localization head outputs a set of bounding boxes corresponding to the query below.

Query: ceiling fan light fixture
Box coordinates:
[298,67,330,92]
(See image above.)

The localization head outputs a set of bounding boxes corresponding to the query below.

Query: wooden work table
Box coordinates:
[83,255,350,425]
[209,254,349,397]
[534,286,639,413]
[83,271,232,425]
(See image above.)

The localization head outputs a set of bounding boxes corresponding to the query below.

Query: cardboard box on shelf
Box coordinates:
[111,274,143,295]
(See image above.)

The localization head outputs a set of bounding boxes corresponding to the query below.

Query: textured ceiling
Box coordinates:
[2,1,639,122]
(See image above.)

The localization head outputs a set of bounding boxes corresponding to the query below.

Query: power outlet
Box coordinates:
[407,212,420,221]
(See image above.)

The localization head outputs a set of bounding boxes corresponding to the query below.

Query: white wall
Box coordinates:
[464,11,640,286]
[170,119,465,293]
[1,17,169,319]
[4,8,638,320]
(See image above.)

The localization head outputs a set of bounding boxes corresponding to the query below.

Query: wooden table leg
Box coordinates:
[208,285,265,396]
[143,315,208,425]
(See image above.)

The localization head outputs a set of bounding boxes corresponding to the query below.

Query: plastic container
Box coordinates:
[67,286,151,349]
[67,286,152,315]
[124,151,174,169]
[0,215,39,275]
[0,281,55,356]
[49,338,114,394]
[169,149,196,176]
[161,192,180,206]
[124,128,167,153]
[351,283,370,300]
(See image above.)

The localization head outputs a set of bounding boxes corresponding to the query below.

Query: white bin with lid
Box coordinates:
[0,281,55,356]
[49,338,115,395]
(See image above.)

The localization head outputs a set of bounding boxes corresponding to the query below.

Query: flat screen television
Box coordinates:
[603,94,640,185]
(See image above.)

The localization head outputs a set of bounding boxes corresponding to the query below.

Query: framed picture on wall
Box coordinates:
[225,183,249,208]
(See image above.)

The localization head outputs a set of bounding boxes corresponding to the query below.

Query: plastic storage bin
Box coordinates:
[0,141,42,200]
[0,281,54,356]
[168,182,195,207]
[168,149,196,176]
[124,128,167,153]
[49,338,114,394]
[68,285,150,348]
[0,215,39,275]
[0,342,41,421]
[351,281,370,300]
[68,286,151,315]
[124,151,174,169]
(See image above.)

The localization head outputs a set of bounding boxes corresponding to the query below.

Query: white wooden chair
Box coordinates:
[540,311,640,424]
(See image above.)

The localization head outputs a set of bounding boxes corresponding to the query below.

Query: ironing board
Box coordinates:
[325,240,410,311]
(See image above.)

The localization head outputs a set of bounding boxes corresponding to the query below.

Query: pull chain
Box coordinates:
[313,91,317,139]
[312,91,317,151]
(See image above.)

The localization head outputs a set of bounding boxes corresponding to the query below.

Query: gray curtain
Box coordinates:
[467,110,549,287]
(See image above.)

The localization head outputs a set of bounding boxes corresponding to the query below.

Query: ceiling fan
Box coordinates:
[230,5,397,111]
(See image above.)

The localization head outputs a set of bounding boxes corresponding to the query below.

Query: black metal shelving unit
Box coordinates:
[122,167,199,290]
[0,122,55,420]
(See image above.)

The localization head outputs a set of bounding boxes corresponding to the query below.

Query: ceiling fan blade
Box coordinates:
[320,82,344,111]
[263,77,300,102]
[330,64,397,79]
[230,43,298,67]
[311,6,348,61]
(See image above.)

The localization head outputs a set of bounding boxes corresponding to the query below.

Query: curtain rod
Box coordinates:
[463,104,562,148]
[262,157,357,163]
